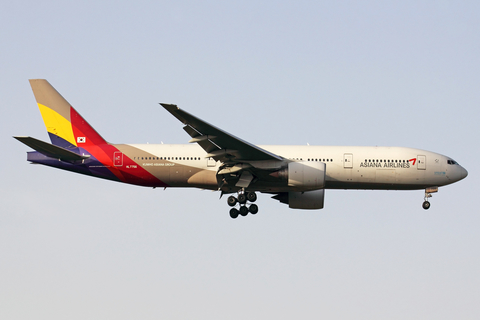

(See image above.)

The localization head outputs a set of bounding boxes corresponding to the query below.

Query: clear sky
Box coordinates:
[1,1,479,319]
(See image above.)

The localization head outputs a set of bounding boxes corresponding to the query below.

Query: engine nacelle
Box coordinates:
[289,189,325,209]
[272,189,325,209]
[280,161,326,190]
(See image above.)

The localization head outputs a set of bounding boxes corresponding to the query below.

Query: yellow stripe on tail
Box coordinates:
[37,103,77,147]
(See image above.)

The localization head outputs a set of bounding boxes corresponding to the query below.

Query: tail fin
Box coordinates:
[29,79,107,148]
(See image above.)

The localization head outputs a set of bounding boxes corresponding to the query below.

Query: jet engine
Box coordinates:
[272,189,325,209]
[270,161,326,209]
[272,161,326,191]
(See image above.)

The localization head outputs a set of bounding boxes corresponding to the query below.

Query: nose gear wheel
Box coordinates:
[422,188,436,210]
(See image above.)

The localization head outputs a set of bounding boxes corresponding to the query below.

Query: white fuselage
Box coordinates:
[120,144,468,191]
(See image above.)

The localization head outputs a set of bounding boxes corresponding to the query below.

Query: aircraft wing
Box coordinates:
[160,104,283,162]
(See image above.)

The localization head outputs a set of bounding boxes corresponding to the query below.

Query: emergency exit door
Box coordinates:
[344,153,353,168]
[207,157,216,167]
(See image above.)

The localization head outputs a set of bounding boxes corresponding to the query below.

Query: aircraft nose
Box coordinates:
[459,166,468,180]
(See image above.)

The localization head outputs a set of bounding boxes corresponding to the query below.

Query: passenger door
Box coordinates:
[113,151,123,167]
[417,155,426,170]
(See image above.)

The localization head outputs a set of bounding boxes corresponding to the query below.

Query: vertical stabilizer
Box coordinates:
[29,79,107,148]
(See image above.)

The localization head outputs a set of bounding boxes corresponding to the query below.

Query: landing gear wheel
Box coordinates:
[229,208,239,219]
[246,192,257,202]
[422,201,431,210]
[238,193,247,204]
[239,206,249,216]
[249,204,258,214]
[227,196,237,207]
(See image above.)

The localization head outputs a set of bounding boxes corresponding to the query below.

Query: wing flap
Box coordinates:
[235,171,254,188]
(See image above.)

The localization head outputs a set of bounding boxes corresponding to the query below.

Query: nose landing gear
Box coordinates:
[227,191,258,218]
[422,187,438,210]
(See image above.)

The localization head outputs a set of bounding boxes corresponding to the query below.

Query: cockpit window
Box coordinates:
[447,160,458,165]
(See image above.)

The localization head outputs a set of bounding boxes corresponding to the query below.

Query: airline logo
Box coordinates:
[360,158,416,169]
[77,137,86,143]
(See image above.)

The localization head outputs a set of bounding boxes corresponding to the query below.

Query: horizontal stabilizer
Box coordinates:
[14,136,89,162]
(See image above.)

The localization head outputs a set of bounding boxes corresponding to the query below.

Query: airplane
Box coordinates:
[15,79,468,218]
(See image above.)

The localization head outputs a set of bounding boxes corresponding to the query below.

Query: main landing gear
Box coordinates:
[227,191,258,219]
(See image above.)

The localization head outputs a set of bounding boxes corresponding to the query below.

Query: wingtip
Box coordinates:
[28,79,47,83]
[160,103,178,110]
[13,136,29,141]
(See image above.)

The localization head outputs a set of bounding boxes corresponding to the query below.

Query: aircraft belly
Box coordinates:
[157,164,217,188]
[376,169,396,183]
[325,181,427,190]
[187,170,218,189]
[356,169,376,183]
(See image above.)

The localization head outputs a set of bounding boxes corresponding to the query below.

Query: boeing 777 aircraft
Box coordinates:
[15,80,468,218]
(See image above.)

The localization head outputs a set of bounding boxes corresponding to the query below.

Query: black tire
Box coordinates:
[422,201,431,210]
[227,196,237,207]
[239,206,249,216]
[230,208,239,219]
[246,192,257,202]
[249,204,258,214]
[238,193,247,204]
